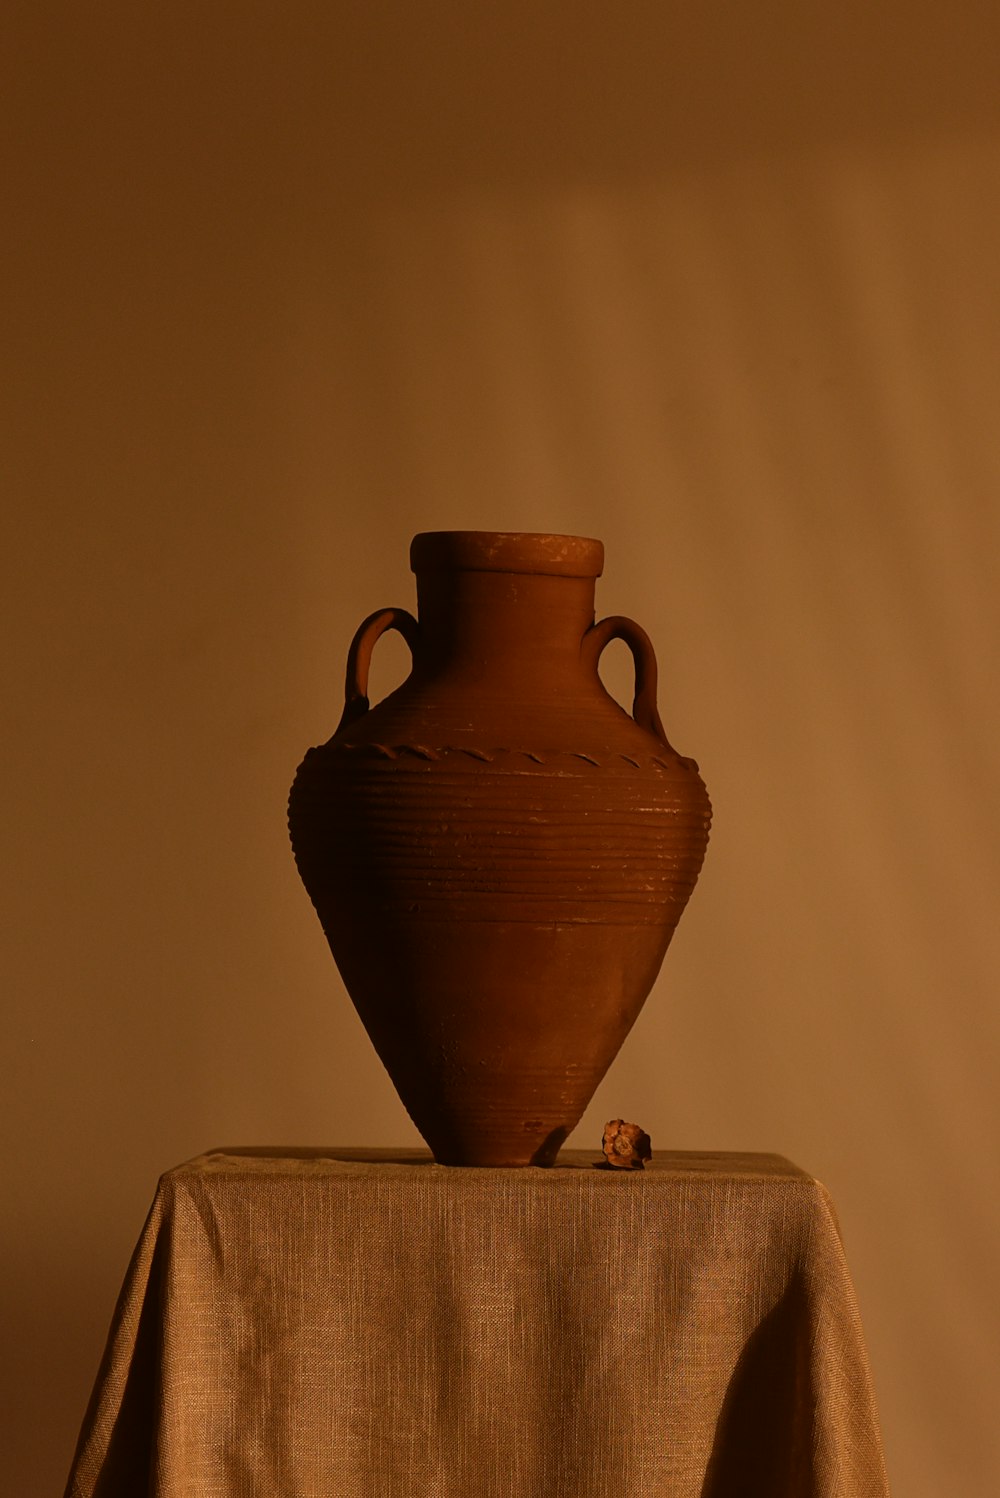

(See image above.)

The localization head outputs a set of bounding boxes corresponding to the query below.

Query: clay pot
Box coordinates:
[288,532,711,1166]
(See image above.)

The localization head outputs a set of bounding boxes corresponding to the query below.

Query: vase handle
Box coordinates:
[337,607,419,732]
[582,614,675,751]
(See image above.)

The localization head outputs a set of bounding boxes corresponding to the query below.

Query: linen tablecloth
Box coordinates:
[66,1148,890,1498]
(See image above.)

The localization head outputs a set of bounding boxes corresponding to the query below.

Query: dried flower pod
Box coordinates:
[601,1119,652,1169]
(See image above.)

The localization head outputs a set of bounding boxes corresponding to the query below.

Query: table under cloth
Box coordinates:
[65,1148,890,1498]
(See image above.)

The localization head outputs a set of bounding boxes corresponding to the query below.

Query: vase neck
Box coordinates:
[414,569,596,689]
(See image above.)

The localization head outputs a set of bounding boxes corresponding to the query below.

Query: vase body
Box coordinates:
[288,531,711,1165]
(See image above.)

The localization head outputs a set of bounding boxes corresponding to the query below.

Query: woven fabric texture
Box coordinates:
[66,1148,890,1498]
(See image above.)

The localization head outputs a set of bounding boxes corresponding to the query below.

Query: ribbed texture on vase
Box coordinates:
[289,748,711,929]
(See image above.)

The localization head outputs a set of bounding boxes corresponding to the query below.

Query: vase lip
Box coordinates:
[410,531,605,579]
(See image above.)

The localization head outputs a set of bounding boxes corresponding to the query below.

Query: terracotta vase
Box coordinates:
[288,531,711,1166]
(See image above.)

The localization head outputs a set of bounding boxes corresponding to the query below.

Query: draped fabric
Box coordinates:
[66,1149,889,1498]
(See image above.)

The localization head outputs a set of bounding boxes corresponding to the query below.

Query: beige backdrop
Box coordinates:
[3,5,999,1494]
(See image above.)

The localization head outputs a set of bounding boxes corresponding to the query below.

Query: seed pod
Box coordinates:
[601,1119,652,1169]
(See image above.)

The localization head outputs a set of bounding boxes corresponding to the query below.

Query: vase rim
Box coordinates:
[410,531,605,578]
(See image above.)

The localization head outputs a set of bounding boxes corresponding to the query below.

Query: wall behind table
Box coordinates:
[3,5,998,1493]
